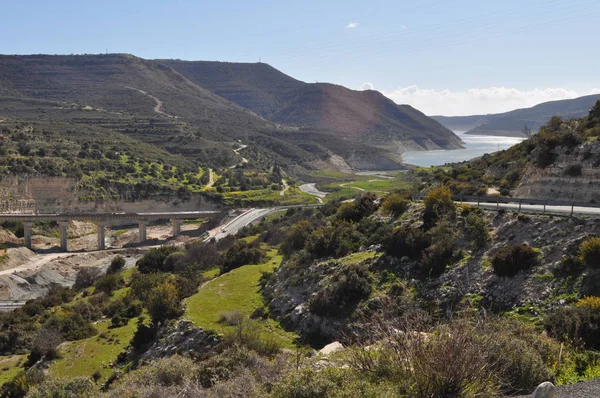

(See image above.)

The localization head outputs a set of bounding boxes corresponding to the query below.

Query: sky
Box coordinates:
[1,0,599,116]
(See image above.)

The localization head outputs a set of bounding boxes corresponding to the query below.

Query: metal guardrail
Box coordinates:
[412,193,600,216]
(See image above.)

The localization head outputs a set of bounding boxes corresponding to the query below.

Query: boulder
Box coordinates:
[531,381,556,398]
[319,341,343,355]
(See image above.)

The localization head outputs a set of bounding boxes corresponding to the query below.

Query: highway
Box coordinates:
[206,208,277,241]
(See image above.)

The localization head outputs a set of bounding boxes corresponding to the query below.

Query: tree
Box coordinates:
[590,100,600,120]
[423,186,455,228]
[107,255,126,274]
[522,124,532,139]
[74,267,102,290]
[147,282,183,324]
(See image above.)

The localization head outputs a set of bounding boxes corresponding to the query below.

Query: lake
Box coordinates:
[401,131,525,167]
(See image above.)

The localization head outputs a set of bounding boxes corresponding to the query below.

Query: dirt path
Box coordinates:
[279,179,289,196]
[340,182,365,192]
[124,86,176,118]
[206,168,215,188]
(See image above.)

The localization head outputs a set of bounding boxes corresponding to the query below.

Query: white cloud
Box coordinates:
[380,86,600,116]
[345,22,359,29]
[360,82,375,90]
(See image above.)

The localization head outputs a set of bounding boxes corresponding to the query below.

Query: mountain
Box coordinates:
[432,94,600,136]
[0,54,462,173]
[163,60,463,150]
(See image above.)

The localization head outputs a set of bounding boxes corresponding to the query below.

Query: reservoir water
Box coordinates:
[402,131,525,167]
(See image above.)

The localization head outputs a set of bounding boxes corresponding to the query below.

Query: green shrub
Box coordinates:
[423,186,455,228]
[565,164,583,176]
[464,212,489,249]
[308,263,372,317]
[223,320,281,357]
[146,282,183,324]
[579,237,600,269]
[94,273,125,295]
[545,300,600,350]
[491,244,538,277]
[220,240,266,273]
[74,267,102,289]
[107,255,126,274]
[421,220,457,276]
[381,193,410,218]
[384,225,430,260]
[136,245,181,273]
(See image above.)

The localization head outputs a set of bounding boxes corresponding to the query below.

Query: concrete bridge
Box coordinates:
[0,211,219,251]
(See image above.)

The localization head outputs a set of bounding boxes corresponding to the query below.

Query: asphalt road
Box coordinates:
[207,208,276,241]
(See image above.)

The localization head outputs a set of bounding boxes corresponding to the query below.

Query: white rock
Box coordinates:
[531,381,556,398]
[319,341,343,355]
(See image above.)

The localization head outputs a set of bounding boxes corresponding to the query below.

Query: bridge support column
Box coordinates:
[23,222,32,249]
[138,220,148,243]
[58,221,68,251]
[96,222,107,250]
[171,219,182,237]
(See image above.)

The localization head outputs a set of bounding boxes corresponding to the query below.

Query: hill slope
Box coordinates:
[432,94,600,136]
[164,60,463,150]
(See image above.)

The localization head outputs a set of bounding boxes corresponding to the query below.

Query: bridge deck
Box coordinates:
[0,210,219,223]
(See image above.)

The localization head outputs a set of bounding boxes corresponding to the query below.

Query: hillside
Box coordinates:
[0,55,463,176]
[419,100,600,203]
[432,93,600,136]
[164,60,464,150]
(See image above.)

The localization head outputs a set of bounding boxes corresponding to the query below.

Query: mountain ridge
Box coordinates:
[432,93,600,136]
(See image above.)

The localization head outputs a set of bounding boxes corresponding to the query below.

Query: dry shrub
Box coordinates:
[218,310,245,326]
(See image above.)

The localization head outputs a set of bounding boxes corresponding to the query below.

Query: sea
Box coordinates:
[401,131,525,167]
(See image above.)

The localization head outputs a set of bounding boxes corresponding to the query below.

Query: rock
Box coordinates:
[531,381,556,398]
[319,341,343,355]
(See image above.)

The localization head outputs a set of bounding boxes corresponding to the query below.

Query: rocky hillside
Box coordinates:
[417,101,600,203]
[432,93,600,136]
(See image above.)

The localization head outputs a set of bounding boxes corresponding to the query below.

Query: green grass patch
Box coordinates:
[202,268,220,279]
[0,355,26,386]
[241,234,260,244]
[184,250,297,348]
[49,318,138,383]
[337,251,380,265]
[183,218,207,225]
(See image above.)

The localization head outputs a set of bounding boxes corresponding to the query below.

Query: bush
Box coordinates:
[423,186,455,228]
[464,212,489,249]
[544,302,600,350]
[45,312,97,341]
[308,263,372,317]
[74,267,102,290]
[421,220,457,276]
[491,244,538,277]
[94,273,125,295]
[381,193,410,217]
[565,164,583,176]
[136,245,181,273]
[146,282,183,324]
[223,320,281,357]
[579,237,600,269]
[384,225,430,260]
[306,222,364,259]
[107,255,126,274]
[218,311,245,326]
[26,376,96,398]
[220,240,266,273]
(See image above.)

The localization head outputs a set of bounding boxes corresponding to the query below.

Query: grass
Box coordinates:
[184,249,297,348]
[223,187,317,206]
[202,268,220,279]
[0,355,26,386]
[337,251,380,265]
[49,318,138,383]
[241,234,260,244]
[183,218,207,225]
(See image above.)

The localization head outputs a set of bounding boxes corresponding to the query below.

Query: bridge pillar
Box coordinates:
[23,222,32,249]
[96,222,107,250]
[58,221,69,251]
[138,220,148,243]
[171,219,182,237]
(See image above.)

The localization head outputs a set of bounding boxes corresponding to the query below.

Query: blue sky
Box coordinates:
[2,0,599,115]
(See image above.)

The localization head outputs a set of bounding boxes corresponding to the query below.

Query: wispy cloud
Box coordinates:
[360,82,375,90]
[345,22,359,29]
[380,86,600,116]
